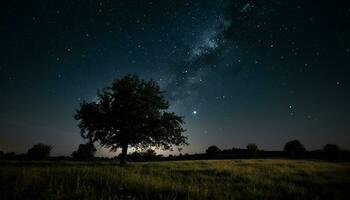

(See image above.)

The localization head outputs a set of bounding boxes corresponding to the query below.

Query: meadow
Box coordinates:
[1,159,349,200]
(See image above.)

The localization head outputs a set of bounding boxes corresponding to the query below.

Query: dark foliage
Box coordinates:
[75,75,188,165]
[127,149,160,162]
[27,144,52,160]
[246,143,259,157]
[206,145,221,155]
[323,144,341,161]
[1,152,16,160]
[72,143,97,160]
[141,149,157,161]
[284,140,306,159]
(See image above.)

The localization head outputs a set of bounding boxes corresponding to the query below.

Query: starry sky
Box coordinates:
[1,0,350,156]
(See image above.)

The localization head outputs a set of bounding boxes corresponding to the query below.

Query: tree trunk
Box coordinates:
[120,143,128,166]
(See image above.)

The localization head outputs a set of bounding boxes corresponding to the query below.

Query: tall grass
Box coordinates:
[1,159,349,199]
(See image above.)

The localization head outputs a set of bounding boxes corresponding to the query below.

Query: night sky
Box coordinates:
[1,0,350,156]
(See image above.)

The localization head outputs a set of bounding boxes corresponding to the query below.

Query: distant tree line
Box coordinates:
[0,142,96,161]
[1,140,349,162]
[197,140,350,162]
[124,140,350,162]
[0,143,52,160]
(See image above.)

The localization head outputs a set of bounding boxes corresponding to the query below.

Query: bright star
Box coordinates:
[192,110,197,115]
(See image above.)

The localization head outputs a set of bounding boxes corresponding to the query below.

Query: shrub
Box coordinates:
[323,144,341,161]
[27,143,52,160]
[284,140,305,159]
[72,143,97,160]
[246,143,259,157]
[206,145,221,155]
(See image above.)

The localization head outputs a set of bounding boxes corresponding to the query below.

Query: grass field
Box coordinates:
[1,159,350,200]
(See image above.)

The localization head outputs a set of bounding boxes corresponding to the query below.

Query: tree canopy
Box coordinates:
[27,143,52,160]
[323,144,341,161]
[284,140,306,159]
[72,143,97,160]
[206,145,221,155]
[74,75,188,165]
[246,143,259,156]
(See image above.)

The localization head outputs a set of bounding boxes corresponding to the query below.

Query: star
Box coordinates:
[192,110,197,115]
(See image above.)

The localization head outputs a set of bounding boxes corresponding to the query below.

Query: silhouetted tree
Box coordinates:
[284,140,305,159]
[0,150,3,158]
[5,152,15,158]
[128,151,142,161]
[341,149,350,161]
[206,145,221,155]
[75,75,188,165]
[142,149,157,161]
[72,142,97,160]
[246,143,259,157]
[323,144,341,161]
[27,143,52,160]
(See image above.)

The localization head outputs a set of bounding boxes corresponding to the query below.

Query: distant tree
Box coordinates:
[284,140,305,159]
[142,149,157,161]
[206,145,221,155]
[341,149,350,161]
[4,152,16,160]
[18,153,26,160]
[0,150,3,157]
[72,142,97,160]
[143,149,156,157]
[128,151,142,161]
[246,143,259,156]
[323,144,341,161]
[27,143,52,160]
[5,152,15,156]
[75,75,188,165]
